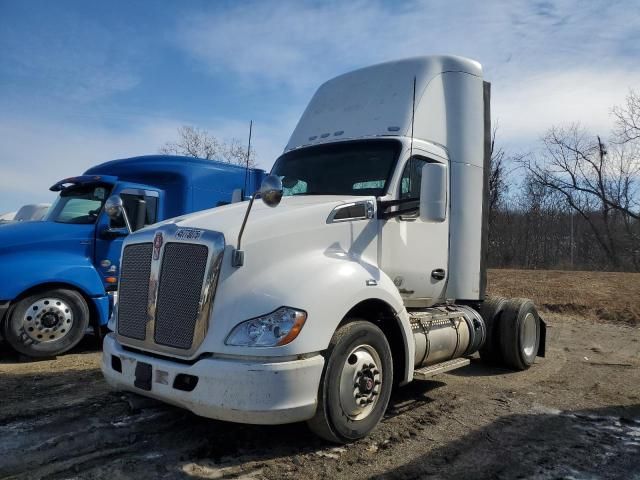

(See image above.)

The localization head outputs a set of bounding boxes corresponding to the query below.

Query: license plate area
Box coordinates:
[134,361,152,391]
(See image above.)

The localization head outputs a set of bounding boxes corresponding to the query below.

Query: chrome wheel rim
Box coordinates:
[521,312,537,358]
[338,344,382,420]
[22,298,74,343]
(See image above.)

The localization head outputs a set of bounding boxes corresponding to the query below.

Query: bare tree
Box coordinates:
[613,89,640,144]
[520,122,640,268]
[161,125,257,168]
[488,124,509,217]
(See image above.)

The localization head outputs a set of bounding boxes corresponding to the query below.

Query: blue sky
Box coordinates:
[1,0,639,211]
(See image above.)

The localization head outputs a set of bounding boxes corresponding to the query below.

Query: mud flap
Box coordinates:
[537,318,547,357]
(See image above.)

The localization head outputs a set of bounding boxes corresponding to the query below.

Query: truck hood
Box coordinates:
[150,195,371,246]
[0,220,94,256]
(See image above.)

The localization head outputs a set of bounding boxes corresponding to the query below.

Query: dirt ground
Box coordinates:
[1,269,639,480]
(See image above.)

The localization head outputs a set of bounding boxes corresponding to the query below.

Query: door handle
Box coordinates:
[431,268,446,280]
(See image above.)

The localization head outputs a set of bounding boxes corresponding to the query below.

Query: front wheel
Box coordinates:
[307,320,393,443]
[3,288,90,358]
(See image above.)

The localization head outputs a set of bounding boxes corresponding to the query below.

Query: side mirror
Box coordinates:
[259,175,283,208]
[419,163,447,222]
[104,195,132,232]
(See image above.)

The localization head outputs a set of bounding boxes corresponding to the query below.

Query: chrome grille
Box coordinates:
[115,226,225,358]
[118,243,153,340]
[154,243,209,349]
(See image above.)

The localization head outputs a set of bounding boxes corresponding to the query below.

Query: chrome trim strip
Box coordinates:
[326,199,376,224]
[115,224,225,359]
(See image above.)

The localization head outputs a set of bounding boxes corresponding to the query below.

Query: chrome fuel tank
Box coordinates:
[411,305,485,368]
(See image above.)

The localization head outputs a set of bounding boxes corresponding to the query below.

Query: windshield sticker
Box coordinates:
[175,228,204,241]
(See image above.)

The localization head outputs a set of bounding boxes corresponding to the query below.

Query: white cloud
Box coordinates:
[176,0,640,147]
[1,11,143,102]
[494,69,640,146]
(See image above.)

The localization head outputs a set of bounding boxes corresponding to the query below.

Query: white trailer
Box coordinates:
[102,55,546,443]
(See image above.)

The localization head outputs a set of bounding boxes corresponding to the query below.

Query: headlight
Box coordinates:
[225,307,307,347]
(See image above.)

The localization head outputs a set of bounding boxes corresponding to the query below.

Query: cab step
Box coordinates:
[413,358,471,380]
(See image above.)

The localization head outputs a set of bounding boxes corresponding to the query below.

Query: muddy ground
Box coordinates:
[1,270,639,480]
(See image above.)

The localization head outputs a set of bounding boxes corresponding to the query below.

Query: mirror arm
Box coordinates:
[120,208,133,233]
[380,206,419,220]
[102,227,129,238]
[232,193,259,267]
[376,197,420,219]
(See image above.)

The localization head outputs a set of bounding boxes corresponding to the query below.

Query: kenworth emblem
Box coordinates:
[175,228,204,241]
[153,232,163,260]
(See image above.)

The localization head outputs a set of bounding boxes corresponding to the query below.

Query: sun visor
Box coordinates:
[49,174,118,192]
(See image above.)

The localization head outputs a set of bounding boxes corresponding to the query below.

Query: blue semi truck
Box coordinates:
[0,155,265,358]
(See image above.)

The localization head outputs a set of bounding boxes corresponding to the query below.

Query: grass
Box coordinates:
[487,269,640,325]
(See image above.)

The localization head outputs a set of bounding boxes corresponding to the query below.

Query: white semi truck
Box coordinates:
[102,55,546,443]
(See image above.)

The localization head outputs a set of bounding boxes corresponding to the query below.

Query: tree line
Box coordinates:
[488,90,640,271]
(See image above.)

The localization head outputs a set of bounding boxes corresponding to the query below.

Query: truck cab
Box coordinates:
[102,56,545,443]
[0,155,265,358]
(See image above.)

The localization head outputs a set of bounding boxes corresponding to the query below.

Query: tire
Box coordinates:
[498,298,541,371]
[307,320,393,443]
[4,288,90,358]
[478,296,507,364]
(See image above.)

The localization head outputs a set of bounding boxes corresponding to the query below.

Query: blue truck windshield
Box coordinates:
[45,184,111,224]
[271,140,400,196]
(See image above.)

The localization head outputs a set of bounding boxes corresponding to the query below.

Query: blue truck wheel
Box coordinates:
[3,288,90,358]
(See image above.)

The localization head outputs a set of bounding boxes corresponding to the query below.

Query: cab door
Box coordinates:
[94,188,160,289]
[380,150,449,307]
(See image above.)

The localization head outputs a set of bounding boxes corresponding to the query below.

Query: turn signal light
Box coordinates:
[105,277,118,284]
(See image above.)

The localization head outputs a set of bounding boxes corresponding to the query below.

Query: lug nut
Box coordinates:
[375,380,381,385]
[368,363,375,369]
[371,391,378,396]
[373,369,380,375]
[356,371,363,377]
[366,399,373,404]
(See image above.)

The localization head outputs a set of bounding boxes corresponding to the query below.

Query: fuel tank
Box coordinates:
[411,305,486,368]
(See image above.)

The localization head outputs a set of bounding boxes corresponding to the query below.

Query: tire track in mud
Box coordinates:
[1,317,638,479]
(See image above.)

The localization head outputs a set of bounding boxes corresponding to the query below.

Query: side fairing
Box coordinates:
[0,222,105,300]
[0,253,107,300]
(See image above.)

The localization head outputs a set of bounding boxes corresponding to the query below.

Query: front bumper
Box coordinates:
[102,334,324,425]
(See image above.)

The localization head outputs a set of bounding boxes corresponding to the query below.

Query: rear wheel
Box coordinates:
[307,320,393,443]
[479,296,507,364]
[498,298,541,371]
[4,288,90,358]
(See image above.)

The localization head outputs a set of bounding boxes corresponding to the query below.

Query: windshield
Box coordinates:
[271,140,400,196]
[45,184,111,224]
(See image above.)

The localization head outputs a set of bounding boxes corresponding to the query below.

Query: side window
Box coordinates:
[144,196,158,225]
[282,178,308,196]
[110,193,158,231]
[399,156,428,213]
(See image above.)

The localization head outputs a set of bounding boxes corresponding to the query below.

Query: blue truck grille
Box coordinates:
[117,243,153,340]
[154,243,209,350]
